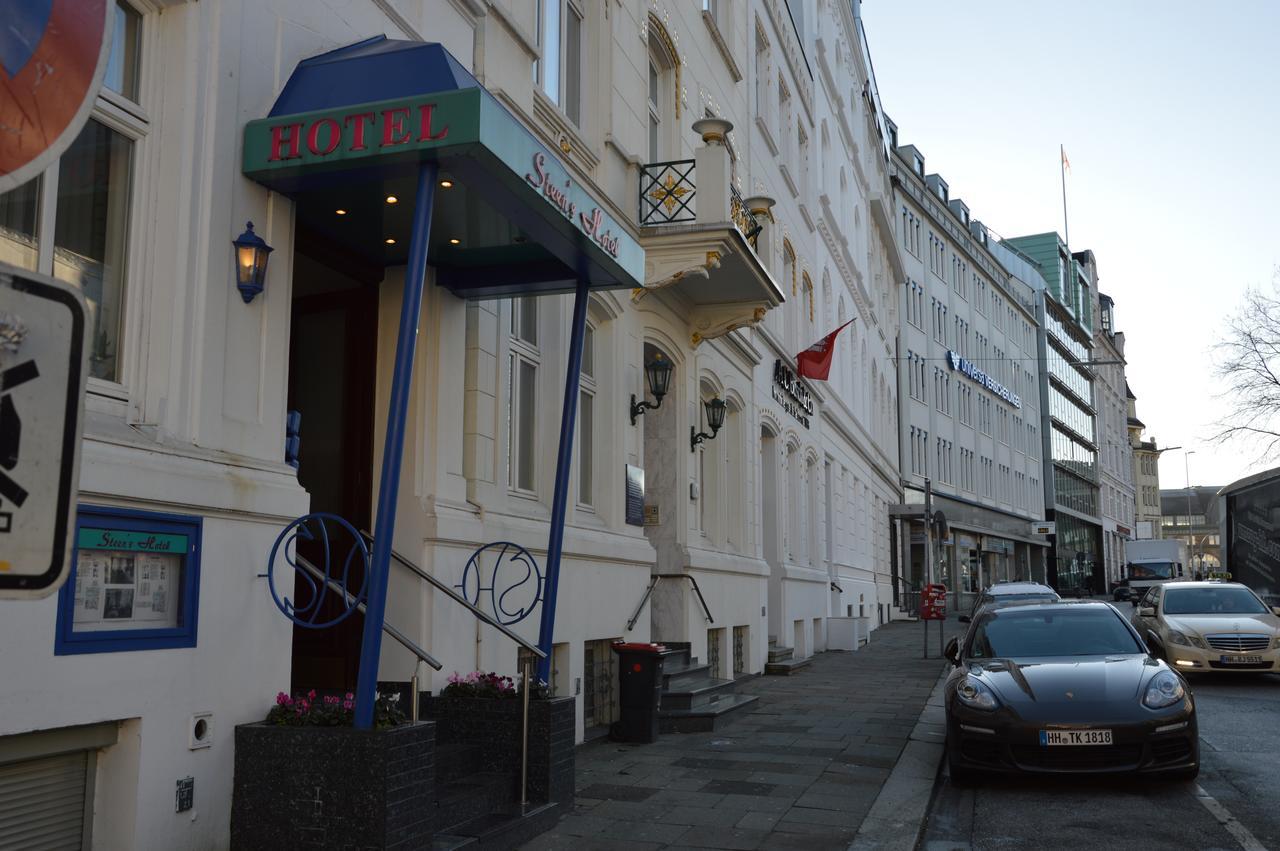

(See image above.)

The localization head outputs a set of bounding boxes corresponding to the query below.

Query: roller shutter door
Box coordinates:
[0,751,87,850]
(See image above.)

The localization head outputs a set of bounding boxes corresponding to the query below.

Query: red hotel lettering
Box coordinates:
[306,118,342,156]
[268,123,303,161]
[345,112,375,151]
[525,151,549,188]
[381,107,412,147]
[418,103,448,141]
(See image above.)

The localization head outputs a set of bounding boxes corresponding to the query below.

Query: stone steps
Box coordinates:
[764,642,812,675]
[653,643,756,733]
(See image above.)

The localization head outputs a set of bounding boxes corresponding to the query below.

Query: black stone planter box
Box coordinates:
[423,695,575,806]
[231,720,435,850]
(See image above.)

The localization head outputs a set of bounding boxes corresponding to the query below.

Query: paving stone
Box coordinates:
[698,779,776,796]
[662,806,749,827]
[579,783,662,802]
[672,825,769,850]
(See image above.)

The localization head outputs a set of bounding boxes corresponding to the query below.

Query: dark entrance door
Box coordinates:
[286,234,379,691]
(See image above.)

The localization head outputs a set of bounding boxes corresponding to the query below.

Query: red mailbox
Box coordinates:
[920,583,947,620]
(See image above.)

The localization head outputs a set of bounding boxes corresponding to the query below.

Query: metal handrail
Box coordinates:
[294,553,443,670]
[626,573,715,632]
[361,530,546,660]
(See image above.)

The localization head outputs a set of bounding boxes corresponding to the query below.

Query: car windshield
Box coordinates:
[1162,587,1268,615]
[967,609,1143,658]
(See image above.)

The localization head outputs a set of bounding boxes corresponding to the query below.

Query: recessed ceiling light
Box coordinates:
[335,209,347,215]
[385,238,396,245]
[385,195,398,204]
[440,180,454,189]
[449,238,461,245]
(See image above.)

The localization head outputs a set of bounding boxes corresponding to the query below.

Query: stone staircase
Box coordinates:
[656,643,759,733]
[764,639,813,676]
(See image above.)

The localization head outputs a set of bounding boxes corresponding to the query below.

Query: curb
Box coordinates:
[848,666,949,851]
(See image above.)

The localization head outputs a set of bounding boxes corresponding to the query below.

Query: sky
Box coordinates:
[860,0,1280,492]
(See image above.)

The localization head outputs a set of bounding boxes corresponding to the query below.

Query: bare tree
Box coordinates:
[1213,270,1280,460]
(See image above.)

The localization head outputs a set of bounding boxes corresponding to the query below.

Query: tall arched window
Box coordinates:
[786,442,801,563]
[647,16,680,162]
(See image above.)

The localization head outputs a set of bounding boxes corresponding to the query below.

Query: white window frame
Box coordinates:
[576,321,596,510]
[536,0,584,126]
[507,298,541,496]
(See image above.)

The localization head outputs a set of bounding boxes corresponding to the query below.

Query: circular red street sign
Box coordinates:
[0,0,112,193]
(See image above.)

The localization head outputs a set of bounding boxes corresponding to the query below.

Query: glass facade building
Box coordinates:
[1002,234,1104,593]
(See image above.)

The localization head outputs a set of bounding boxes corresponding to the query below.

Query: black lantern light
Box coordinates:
[690,397,727,451]
[233,221,273,304]
[630,353,674,425]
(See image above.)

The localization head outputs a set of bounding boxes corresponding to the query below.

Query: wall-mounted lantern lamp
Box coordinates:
[233,221,273,304]
[630,354,674,425]
[690,397,727,452]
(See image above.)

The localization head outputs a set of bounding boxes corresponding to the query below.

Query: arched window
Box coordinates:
[647,15,680,162]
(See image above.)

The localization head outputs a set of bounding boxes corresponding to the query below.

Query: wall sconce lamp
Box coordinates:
[630,354,673,425]
[690,397,727,451]
[233,221,273,304]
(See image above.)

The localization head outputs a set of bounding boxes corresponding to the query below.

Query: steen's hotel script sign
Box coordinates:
[772,359,814,428]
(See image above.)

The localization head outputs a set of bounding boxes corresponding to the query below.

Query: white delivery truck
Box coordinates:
[1119,539,1188,602]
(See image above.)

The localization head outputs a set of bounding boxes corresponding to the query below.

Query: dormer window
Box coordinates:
[937,183,948,202]
[913,155,924,176]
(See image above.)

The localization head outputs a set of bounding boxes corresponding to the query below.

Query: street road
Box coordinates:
[922,673,1280,850]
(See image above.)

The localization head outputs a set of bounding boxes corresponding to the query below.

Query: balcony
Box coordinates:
[634,119,784,346]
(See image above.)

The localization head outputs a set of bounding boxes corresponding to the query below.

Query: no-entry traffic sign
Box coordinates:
[0,0,113,192]
[0,265,88,597]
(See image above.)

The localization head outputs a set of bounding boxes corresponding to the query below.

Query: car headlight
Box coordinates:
[1167,630,1206,649]
[1143,671,1186,709]
[1273,635,1280,650]
[955,674,999,711]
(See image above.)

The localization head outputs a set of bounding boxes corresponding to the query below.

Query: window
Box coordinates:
[0,3,146,385]
[508,298,539,493]
[577,323,595,508]
[537,0,584,125]
[56,505,202,653]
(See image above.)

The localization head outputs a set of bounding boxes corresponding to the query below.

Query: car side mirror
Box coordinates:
[944,637,960,666]
[1271,606,1280,617]
[1130,598,1139,607]
[958,614,971,624]
[1138,606,1155,618]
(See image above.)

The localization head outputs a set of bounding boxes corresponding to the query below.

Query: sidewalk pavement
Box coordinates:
[520,618,958,851]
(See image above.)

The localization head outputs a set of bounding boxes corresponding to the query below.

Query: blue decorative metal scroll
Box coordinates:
[267,512,370,629]
[456,542,543,627]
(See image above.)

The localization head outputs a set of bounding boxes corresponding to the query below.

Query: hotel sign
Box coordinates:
[242,87,641,282]
[772,359,813,428]
[947,350,1021,409]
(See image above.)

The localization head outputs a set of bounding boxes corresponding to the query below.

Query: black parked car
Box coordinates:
[943,600,1198,784]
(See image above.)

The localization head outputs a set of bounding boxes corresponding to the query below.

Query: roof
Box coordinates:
[987,582,1056,595]
[269,36,480,117]
[1219,464,1280,498]
[1159,486,1224,520]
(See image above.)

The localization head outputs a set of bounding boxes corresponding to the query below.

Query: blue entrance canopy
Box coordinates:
[244,36,643,298]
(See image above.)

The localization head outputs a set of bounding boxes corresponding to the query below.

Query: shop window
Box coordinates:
[56,506,202,654]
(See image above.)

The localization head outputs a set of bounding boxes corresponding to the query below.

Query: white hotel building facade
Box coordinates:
[0,0,904,846]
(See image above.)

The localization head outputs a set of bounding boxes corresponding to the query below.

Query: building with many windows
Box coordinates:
[888,134,1048,612]
[994,233,1103,593]
[1129,394,1166,539]
[0,1,904,844]
[1092,293,1136,588]
[1161,487,1224,572]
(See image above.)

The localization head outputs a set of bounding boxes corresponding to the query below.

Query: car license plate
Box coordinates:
[1219,655,1264,664]
[1040,729,1112,746]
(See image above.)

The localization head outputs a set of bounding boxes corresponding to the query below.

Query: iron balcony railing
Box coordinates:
[639,159,762,249]
[639,159,696,226]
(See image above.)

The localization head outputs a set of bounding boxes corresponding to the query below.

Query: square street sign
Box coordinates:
[0,264,88,598]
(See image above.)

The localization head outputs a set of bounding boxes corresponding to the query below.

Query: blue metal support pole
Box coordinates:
[535,276,590,684]
[354,162,438,729]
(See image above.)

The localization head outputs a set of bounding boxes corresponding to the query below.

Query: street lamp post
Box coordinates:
[1184,450,1196,577]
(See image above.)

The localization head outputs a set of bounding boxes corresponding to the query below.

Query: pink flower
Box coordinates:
[343,699,354,710]
[275,691,289,706]
[307,689,317,700]
[345,692,354,700]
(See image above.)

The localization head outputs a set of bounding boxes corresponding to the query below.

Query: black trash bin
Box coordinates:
[610,642,667,743]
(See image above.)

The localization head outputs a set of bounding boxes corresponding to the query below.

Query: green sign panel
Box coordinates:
[78,528,189,554]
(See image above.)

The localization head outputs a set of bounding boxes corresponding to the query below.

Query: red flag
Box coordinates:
[795,320,855,381]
